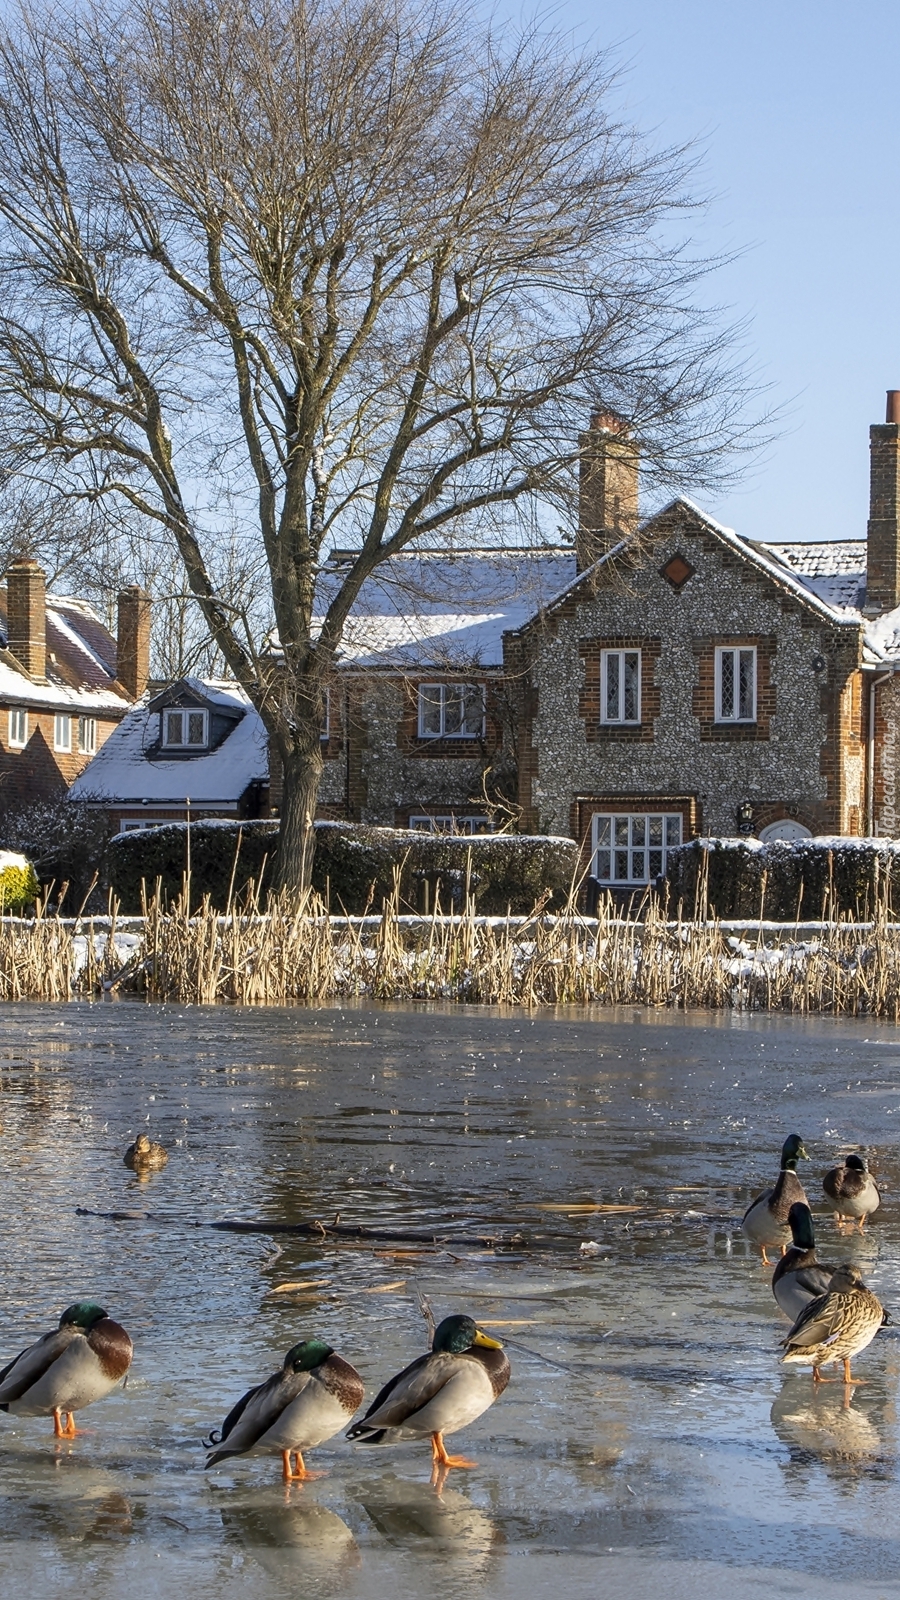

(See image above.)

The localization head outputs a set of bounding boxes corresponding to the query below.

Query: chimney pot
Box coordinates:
[6,559,46,678]
[116,585,151,699]
[887,391,900,424]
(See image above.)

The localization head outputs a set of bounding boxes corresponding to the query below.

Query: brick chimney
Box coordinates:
[116,585,151,698]
[6,559,47,678]
[866,390,900,613]
[576,411,639,572]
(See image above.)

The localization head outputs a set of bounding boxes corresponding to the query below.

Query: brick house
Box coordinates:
[0,560,146,810]
[69,677,270,832]
[306,392,900,894]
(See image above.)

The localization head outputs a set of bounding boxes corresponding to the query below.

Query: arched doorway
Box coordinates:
[758,819,812,842]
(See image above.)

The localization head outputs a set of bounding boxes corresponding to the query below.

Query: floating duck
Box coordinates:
[741,1133,809,1264]
[823,1153,880,1233]
[771,1202,836,1322]
[0,1301,133,1437]
[206,1339,364,1483]
[123,1133,168,1171]
[781,1263,883,1385]
[346,1313,510,1483]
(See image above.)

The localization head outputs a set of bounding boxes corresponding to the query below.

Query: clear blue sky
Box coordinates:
[516,0,900,544]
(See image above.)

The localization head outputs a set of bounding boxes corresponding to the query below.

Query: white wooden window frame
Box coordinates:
[714,645,757,723]
[408,814,493,835]
[53,713,72,753]
[417,683,486,739]
[78,716,98,755]
[161,707,209,749]
[600,648,641,724]
[592,811,683,885]
[8,708,27,748]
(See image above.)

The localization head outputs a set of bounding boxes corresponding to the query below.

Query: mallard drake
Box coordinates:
[346,1313,510,1484]
[124,1133,168,1170]
[781,1262,883,1384]
[823,1153,880,1232]
[771,1202,836,1321]
[741,1133,809,1264]
[206,1339,364,1483]
[0,1301,133,1437]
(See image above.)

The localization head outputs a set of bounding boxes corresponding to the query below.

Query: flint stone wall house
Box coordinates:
[306,394,900,895]
[68,677,269,833]
[0,560,147,809]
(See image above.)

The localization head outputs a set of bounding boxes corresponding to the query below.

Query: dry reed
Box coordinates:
[0,871,899,1014]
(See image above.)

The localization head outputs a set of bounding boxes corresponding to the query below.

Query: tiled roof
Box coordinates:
[69,680,268,805]
[754,540,867,614]
[0,592,129,710]
[312,548,577,668]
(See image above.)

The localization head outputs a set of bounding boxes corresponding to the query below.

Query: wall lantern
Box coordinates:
[736,800,754,835]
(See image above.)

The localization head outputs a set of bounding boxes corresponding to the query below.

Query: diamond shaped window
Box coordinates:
[660,552,695,590]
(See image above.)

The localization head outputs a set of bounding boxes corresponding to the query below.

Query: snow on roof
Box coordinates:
[149,675,247,714]
[0,655,127,712]
[312,548,577,667]
[754,540,867,615]
[69,681,268,804]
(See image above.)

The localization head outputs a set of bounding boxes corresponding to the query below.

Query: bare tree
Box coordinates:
[0,0,761,890]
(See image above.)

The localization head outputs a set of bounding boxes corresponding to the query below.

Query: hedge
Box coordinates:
[107,819,580,914]
[663,836,900,920]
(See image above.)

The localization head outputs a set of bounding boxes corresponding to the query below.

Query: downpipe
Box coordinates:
[867,669,894,836]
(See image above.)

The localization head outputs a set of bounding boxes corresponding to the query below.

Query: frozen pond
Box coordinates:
[2,1001,900,1599]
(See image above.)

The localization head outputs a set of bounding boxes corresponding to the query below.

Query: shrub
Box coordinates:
[0,796,109,908]
[108,818,579,914]
[108,819,279,912]
[0,850,40,911]
[663,836,900,920]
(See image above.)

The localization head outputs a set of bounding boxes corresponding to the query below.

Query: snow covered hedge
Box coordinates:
[663,836,900,919]
[108,819,579,914]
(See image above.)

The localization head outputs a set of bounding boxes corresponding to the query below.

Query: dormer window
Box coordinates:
[162,707,208,749]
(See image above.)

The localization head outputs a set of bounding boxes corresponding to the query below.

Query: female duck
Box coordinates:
[741,1134,809,1265]
[782,1263,883,1385]
[206,1339,364,1483]
[347,1313,510,1483]
[823,1153,880,1233]
[124,1133,168,1171]
[0,1301,133,1439]
[771,1202,835,1322]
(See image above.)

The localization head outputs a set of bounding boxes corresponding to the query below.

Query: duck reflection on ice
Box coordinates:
[356,1475,503,1582]
[219,1495,359,1590]
[770,1375,891,1488]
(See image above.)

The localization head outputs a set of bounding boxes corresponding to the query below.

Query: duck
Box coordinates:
[205,1338,364,1483]
[823,1153,880,1233]
[0,1301,133,1437]
[771,1202,836,1322]
[741,1133,809,1264]
[123,1133,168,1171]
[346,1313,510,1484]
[781,1262,884,1385]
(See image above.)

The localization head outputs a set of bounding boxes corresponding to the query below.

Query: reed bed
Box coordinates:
[4,874,900,1014]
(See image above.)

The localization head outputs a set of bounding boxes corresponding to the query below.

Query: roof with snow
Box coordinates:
[0,592,130,712]
[312,548,577,668]
[753,539,867,615]
[69,680,268,806]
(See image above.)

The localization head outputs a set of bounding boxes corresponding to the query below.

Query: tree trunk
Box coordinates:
[274,739,325,895]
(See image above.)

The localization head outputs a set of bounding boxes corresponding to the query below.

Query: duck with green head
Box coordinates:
[346,1313,510,1485]
[823,1153,881,1233]
[205,1338,365,1483]
[0,1300,133,1439]
[771,1201,836,1322]
[741,1134,809,1265]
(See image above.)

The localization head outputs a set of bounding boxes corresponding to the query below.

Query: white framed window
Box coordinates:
[715,646,756,723]
[418,683,486,739]
[592,812,683,885]
[161,707,208,749]
[8,708,27,748]
[118,819,153,833]
[78,716,97,755]
[601,649,641,724]
[408,815,493,835]
[54,713,72,753]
